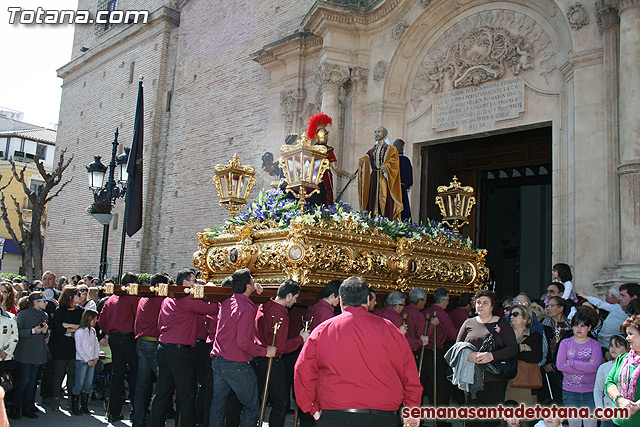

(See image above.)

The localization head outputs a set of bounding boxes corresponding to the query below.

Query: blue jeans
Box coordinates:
[132,339,158,427]
[73,360,95,394]
[562,389,595,410]
[13,362,41,407]
[210,356,259,427]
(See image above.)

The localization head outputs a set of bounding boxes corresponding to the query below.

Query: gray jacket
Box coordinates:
[444,341,484,398]
[14,307,49,365]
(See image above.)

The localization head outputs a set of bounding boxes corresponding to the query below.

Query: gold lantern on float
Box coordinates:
[213,154,256,218]
[278,135,330,212]
[435,176,476,231]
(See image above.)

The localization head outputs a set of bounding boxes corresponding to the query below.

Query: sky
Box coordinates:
[0,0,78,129]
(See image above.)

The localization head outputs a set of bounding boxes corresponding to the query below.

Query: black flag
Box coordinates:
[125,79,143,237]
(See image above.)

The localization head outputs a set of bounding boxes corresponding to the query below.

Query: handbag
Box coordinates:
[509,359,543,389]
[478,329,518,380]
[0,371,15,393]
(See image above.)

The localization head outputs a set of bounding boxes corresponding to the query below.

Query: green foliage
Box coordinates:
[0,273,26,282]
[137,273,151,284]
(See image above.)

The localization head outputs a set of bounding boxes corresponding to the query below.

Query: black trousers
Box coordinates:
[151,344,196,427]
[252,356,288,427]
[108,333,138,418]
[317,410,398,427]
[39,358,55,399]
[421,348,453,407]
[194,341,213,427]
[466,379,508,427]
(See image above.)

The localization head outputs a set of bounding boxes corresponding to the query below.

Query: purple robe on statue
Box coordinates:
[398,154,413,221]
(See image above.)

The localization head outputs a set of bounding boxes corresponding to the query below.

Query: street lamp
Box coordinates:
[86,128,129,281]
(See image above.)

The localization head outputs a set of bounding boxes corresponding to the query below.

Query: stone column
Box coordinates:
[617,0,640,271]
[314,62,350,127]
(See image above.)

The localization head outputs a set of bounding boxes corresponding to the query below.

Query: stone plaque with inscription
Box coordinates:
[434,78,524,132]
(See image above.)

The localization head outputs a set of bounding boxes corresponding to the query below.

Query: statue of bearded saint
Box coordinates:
[357,126,403,220]
[306,113,356,205]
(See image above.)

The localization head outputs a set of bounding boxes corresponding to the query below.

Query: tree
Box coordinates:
[0,147,72,281]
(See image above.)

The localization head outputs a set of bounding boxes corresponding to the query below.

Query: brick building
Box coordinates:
[44,0,640,296]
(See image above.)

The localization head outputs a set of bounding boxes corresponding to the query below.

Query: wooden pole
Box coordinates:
[418,313,430,377]
[259,317,282,426]
[433,310,438,427]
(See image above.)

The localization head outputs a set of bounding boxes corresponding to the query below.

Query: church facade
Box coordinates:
[44,0,640,296]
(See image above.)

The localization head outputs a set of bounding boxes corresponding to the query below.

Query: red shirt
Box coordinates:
[424,304,458,350]
[377,305,422,351]
[157,296,218,347]
[134,297,164,339]
[449,306,470,331]
[305,299,335,331]
[403,304,433,352]
[98,295,138,334]
[255,299,303,357]
[294,306,422,413]
[211,293,267,362]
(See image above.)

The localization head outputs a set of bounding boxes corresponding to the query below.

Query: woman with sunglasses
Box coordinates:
[76,283,96,312]
[506,305,543,411]
[9,292,49,420]
[50,286,84,411]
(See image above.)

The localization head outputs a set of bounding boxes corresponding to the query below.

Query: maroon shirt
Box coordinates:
[449,306,471,331]
[211,293,267,362]
[205,313,218,344]
[403,304,433,352]
[305,299,335,332]
[255,299,303,357]
[134,297,164,339]
[294,306,422,413]
[424,304,458,350]
[98,295,138,335]
[196,314,209,341]
[377,305,422,351]
[157,296,218,347]
[288,306,307,339]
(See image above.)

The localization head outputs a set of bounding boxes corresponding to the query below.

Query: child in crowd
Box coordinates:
[72,309,100,415]
[556,312,603,427]
[532,400,565,427]
[553,263,574,300]
[593,334,629,427]
[498,400,522,427]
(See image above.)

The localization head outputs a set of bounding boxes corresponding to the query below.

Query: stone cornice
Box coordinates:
[57,6,179,81]
[302,0,403,32]
[616,0,640,12]
[251,31,323,67]
[567,48,604,68]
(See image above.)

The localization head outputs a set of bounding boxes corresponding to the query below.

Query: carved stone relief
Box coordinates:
[373,61,388,81]
[420,0,433,9]
[391,19,409,41]
[596,0,618,32]
[280,88,306,133]
[411,10,558,108]
[314,62,351,91]
[350,67,369,92]
[566,3,590,30]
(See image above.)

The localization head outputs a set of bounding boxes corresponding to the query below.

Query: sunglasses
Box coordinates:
[78,289,88,293]
[510,311,521,318]
[35,298,47,302]
[32,287,44,292]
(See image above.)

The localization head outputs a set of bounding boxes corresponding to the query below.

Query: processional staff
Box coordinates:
[433,310,438,427]
[292,316,313,427]
[418,313,430,377]
[259,316,283,427]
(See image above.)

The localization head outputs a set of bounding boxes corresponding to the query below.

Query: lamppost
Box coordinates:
[86,129,129,281]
